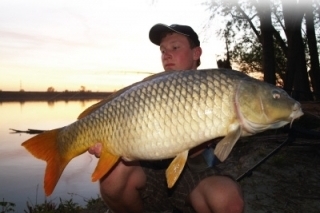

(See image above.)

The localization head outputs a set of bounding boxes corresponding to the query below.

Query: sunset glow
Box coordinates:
[0,0,225,92]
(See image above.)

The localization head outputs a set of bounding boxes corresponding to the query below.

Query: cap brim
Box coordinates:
[149,23,186,46]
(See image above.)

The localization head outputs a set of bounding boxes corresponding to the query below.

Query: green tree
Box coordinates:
[256,0,276,84]
[282,0,312,100]
[206,0,320,100]
[304,0,320,99]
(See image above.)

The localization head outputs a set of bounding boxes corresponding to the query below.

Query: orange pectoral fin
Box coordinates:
[91,151,119,182]
[166,150,188,188]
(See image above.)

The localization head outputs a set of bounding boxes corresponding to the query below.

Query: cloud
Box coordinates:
[0,30,97,49]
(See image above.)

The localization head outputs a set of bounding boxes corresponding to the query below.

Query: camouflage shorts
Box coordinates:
[139,158,218,213]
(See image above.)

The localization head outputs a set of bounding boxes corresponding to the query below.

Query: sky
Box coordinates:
[0,0,226,92]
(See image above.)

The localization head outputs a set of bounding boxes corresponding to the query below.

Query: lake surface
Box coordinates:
[0,100,102,212]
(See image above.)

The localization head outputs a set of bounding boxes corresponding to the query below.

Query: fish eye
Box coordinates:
[272,90,281,99]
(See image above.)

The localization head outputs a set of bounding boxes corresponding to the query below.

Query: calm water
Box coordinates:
[0,100,102,212]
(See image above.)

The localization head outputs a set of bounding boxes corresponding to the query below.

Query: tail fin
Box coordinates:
[22,128,71,196]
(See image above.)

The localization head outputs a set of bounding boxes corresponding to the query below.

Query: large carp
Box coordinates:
[22,68,303,196]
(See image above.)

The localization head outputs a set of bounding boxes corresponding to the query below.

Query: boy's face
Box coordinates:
[159,33,201,71]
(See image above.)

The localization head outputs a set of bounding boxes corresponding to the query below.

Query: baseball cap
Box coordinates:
[149,23,200,47]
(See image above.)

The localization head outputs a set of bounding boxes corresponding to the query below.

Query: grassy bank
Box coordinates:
[1,196,108,213]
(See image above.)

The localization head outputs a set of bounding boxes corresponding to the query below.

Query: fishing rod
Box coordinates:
[236,135,294,182]
[236,125,320,182]
[10,128,46,134]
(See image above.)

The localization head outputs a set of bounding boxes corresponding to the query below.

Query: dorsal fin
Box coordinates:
[77,100,108,119]
[78,71,171,119]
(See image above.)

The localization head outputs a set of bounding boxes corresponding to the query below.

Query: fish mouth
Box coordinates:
[289,102,304,127]
[241,102,304,134]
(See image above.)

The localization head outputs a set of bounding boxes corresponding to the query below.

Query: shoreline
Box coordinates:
[0,91,113,102]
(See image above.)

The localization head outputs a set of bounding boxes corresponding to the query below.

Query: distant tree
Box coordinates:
[47,87,55,92]
[80,86,86,92]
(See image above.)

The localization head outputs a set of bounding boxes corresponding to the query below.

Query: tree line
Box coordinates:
[207,0,320,100]
[47,85,89,92]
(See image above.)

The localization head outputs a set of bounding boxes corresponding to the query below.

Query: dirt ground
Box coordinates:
[83,102,320,213]
[219,133,320,213]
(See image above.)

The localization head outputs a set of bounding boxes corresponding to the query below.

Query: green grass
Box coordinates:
[1,195,107,213]
[0,199,15,213]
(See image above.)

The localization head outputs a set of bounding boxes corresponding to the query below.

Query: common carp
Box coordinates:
[22,68,303,196]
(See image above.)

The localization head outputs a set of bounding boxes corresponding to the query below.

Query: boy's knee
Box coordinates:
[98,162,146,212]
[189,175,244,213]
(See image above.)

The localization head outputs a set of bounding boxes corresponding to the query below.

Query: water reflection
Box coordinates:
[0,100,101,212]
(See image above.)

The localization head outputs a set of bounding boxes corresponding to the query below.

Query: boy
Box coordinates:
[90,23,244,213]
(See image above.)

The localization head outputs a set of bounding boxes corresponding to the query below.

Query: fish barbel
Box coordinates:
[22,68,303,196]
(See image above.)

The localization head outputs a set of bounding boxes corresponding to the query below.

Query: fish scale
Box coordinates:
[79,71,226,158]
[21,68,303,195]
